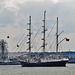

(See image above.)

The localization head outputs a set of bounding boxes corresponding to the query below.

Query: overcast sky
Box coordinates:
[0,0,75,52]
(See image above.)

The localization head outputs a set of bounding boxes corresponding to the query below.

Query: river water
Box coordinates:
[0,64,75,75]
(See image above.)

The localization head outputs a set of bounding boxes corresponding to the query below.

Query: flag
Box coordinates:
[66,38,70,41]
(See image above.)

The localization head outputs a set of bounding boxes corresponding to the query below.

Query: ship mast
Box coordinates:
[27,16,32,62]
[56,17,69,53]
[56,17,58,53]
[42,11,46,58]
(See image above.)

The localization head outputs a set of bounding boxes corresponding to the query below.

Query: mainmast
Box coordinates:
[42,11,46,58]
[56,17,58,53]
[27,16,32,62]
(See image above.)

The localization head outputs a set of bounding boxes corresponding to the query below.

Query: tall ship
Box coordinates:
[20,11,69,67]
[0,39,21,65]
[0,39,8,64]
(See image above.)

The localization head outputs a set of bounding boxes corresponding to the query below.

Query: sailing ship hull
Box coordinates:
[21,60,68,67]
[0,61,20,65]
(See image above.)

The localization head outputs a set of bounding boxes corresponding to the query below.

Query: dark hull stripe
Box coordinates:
[21,61,68,67]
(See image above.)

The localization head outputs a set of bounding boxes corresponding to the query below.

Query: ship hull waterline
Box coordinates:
[21,60,68,67]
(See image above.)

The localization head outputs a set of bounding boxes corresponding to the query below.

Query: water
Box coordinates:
[0,64,75,75]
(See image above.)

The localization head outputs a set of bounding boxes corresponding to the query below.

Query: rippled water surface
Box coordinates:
[0,64,75,75]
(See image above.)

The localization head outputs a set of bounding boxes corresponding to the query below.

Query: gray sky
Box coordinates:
[0,0,75,52]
